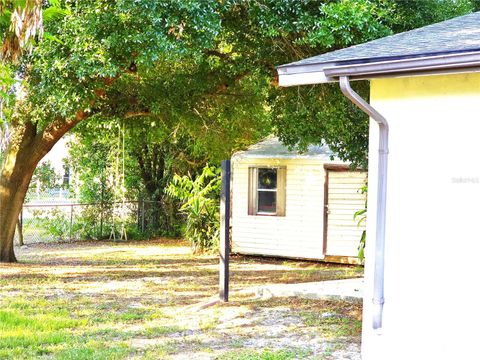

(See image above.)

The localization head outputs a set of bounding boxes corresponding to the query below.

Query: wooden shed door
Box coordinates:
[324,169,367,257]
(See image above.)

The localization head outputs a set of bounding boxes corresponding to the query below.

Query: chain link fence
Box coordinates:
[16,189,162,244]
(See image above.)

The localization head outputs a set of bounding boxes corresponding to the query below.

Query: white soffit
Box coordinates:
[278,71,332,86]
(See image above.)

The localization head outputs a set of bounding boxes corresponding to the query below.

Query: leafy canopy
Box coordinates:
[3,0,478,169]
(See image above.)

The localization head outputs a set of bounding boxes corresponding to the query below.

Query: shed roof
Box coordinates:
[277,12,480,86]
[232,137,338,160]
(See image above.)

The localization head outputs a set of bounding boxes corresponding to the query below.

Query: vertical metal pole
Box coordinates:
[18,208,24,246]
[219,159,231,302]
[136,199,141,231]
[100,207,103,239]
[142,199,145,233]
[100,170,105,238]
[70,205,73,241]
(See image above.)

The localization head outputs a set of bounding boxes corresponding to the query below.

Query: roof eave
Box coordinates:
[277,50,480,87]
[278,70,336,86]
[277,62,337,86]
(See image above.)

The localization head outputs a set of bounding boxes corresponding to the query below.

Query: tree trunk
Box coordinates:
[0,179,31,261]
[0,113,86,262]
[0,122,38,262]
[134,143,167,233]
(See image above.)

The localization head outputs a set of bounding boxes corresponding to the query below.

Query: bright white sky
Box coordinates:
[41,136,69,175]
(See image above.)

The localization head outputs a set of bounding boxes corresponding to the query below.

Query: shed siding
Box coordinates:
[326,171,367,257]
[231,158,327,260]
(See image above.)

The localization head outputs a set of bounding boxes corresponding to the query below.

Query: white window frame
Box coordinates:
[248,166,286,216]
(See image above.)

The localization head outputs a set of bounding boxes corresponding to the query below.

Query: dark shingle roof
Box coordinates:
[279,12,480,69]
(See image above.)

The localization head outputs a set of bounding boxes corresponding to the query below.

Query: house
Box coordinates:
[277,12,480,360]
[231,137,366,263]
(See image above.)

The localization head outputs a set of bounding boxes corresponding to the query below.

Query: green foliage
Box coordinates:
[389,0,476,32]
[2,0,478,254]
[0,307,84,352]
[28,160,60,193]
[166,164,221,252]
[0,63,14,99]
[18,0,224,129]
[66,122,131,205]
[357,225,366,263]
[216,0,393,167]
[68,117,203,238]
[243,0,393,50]
[4,0,478,159]
[354,182,368,262]
[299,310,362,338]
[272,82,370,168]
[54,342,129,360]
[220,348,311,360]
[28,207,97,241]
[264,0,474,167]
[32,208,70,240]
[0,64,14,137]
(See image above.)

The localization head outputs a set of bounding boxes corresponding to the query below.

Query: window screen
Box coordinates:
[257,168,277,213]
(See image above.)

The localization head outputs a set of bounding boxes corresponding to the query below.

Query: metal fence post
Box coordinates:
[100,173,105,239]
[219,159,231,302]
[142,199,145,233]
[100,207,103,239]
[69,204,73,241]
[18,208,24,246]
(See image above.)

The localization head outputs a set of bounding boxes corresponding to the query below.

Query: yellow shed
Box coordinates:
[231,137,366,263]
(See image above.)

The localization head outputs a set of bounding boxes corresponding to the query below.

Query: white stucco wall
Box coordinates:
[362,73,480,359]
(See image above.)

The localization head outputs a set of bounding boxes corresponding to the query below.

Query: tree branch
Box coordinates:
[124,111,151,119]
[33,109,91,161]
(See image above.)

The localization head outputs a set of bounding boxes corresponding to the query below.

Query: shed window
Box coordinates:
[248,167,286,216]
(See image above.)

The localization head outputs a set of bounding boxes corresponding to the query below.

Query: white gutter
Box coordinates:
[338,77,388,331]
[324,51,480,79]
[277,50,480,87]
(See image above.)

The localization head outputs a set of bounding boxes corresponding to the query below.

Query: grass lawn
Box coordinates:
[0,239,363,359]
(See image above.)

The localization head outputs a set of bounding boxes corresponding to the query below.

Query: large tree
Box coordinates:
[0,0,273,261]
[0,0,224,261]
[0,0,476,262]
[65,20,273,234]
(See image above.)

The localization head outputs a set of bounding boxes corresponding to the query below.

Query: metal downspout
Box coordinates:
[339,76,389,331]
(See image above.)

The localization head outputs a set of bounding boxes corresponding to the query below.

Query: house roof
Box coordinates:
[232,137,338,160]
[277,11,480,86]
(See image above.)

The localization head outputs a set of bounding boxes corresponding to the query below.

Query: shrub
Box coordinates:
[166,165,221,252]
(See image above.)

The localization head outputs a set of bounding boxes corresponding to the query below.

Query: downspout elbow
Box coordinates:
[338,76,389,331]
[339,77,389,152]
